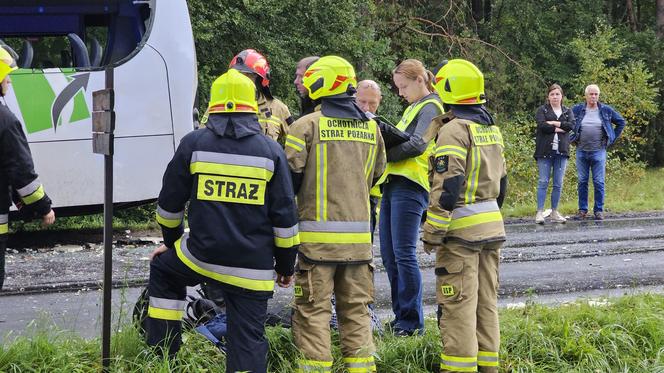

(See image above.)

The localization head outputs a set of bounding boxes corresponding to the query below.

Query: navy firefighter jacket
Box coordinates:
[156,112,299,294]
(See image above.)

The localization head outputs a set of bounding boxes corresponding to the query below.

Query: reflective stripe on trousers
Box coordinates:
[0,214,7,234]
[440,353,478,372]
[344,356,377,372]
[299,220,372,244]
[175,234,275,291]
[296,359,332,372]
[477,350,499,367]
[147,296,186,321]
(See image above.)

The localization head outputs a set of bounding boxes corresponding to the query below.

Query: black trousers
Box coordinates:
[147,248,270,373]
[0,235,6,289]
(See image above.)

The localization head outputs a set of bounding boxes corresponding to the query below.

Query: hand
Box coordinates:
[149,244,169,261]
[276,274,293,288]
[41,209,55,227]
[423,241,439,255]
[546,121,561,127]
[554,127,565,133]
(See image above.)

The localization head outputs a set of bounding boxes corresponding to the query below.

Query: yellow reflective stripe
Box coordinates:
[156,213,181,228]
[344,356,376,372]
[155,207,184,228]
[175,237,274,292]
[426,210,451,228]
[0,223,8,235]
[315,144,328,221]
[441,353,477,372]
[478,351,499,367]
[449,211,503,231]
[22,185,45,205]
[147,306,183,321]
[364,144,376,180]
[286,135,305,152]
[275,234,301,248]
[300,231,371,244]
[436,145,467,159]
[297,359,333,372]
[465,146,480,204]
[190,162,273,181]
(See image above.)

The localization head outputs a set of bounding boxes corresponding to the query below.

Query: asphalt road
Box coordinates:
[2,214,664,341]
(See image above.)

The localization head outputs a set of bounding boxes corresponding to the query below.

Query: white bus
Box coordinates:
[0,0,197,216]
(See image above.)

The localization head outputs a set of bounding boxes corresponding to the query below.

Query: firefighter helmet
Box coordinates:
[0,47,17,82]
[302,55,356,100]
[433,59,486,105]
[207,69,258,114]
[229,49,271,88]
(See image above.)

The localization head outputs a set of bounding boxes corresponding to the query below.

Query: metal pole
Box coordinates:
[101,67,114,372]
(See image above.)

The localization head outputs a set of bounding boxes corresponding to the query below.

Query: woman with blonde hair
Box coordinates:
[378,59,443,335]
[534,83,575,224]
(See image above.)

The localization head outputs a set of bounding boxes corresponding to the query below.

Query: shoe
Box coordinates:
[572,210,587,220]
[594,211,604,220]
[392,328,415,337]
[550,209,566,223]
[535,210,545,224]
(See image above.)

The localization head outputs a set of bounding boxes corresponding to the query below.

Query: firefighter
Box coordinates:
[293,56,320,118]
[147,69,299,373]
[285,55,386,373]
[0,47,55,290]
[421,59,507,373]
[230,49,294,145]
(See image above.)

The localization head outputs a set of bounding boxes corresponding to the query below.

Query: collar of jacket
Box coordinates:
[206,113,262,139]
[321,94,369,121]
[449,104,495,125]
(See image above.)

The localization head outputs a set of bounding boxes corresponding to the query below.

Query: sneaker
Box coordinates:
[594,211,604,220]
[550,209,566,223]
[572,210,587,220]
[535,210,545,224]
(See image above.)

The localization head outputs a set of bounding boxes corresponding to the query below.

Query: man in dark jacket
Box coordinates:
[147,69,299,373]
[571,84,626,220]
[0,47,55,290]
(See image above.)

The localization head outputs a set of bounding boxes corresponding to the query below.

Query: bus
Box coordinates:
[0,0,197,216]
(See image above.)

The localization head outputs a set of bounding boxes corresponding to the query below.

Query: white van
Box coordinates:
[0,0,197,215]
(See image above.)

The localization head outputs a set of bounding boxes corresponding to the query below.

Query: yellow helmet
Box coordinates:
[434,59,485,105]
[0,47,18,82]
[302,55,356,100]
[207,69,258,114]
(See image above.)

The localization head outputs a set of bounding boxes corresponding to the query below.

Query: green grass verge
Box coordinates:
[2,294,664,372]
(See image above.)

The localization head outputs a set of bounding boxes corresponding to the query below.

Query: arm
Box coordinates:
[559,108,574,132]
[155,137,194,249]
[387,103,441,162]
[422,121,470,246]
[284,118,311,195]
[536,106,556,134]
[268,146,300,282]
[2,117,52,218]
[611,107,626,140]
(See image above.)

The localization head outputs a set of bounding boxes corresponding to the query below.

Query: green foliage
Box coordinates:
[3,294,664,372]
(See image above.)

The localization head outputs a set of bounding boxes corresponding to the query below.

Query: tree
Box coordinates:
[658,0,664,37]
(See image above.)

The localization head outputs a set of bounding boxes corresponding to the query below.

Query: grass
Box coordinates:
[503,167,664,218]
[2,294,664,372]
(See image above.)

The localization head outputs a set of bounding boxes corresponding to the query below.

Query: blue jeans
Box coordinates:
[379,176,428,333]
[536,155,568,210]
[576,149,607,213]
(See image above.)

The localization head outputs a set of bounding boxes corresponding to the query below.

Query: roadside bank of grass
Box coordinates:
[2,294,663,372]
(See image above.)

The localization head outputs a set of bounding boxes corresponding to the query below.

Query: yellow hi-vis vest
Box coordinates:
[377,98,443,191]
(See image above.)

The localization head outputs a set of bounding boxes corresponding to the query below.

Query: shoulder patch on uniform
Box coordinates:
[435,155,449,173]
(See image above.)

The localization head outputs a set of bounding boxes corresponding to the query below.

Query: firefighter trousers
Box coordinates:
[146,248,270,373]
[435,239,502,373]
[292,261,377,372]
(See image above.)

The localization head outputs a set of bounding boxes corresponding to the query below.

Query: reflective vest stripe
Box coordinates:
[452,200,499,219]
[299,232,371,244]
[379,98,443,191]
[477,351,499,367]
[175,235,275,292]
[449,211,503,231]
[147,297,186,321]
[17,178,41,197]
[315,144,328,221]
[0,214,7,234]
[191,151,275,173]
[364,144,377,181]
[436,145,467,159]
[297,359,333,372]
[299,221,370,233]
[286,135,306,152]
[344,356,376,372]
[465,146,481,204]
[190,162,273,182]
[440,353,478,372]
[426,211,451,228]
[156,206,184,228]
[273,224,300,248]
